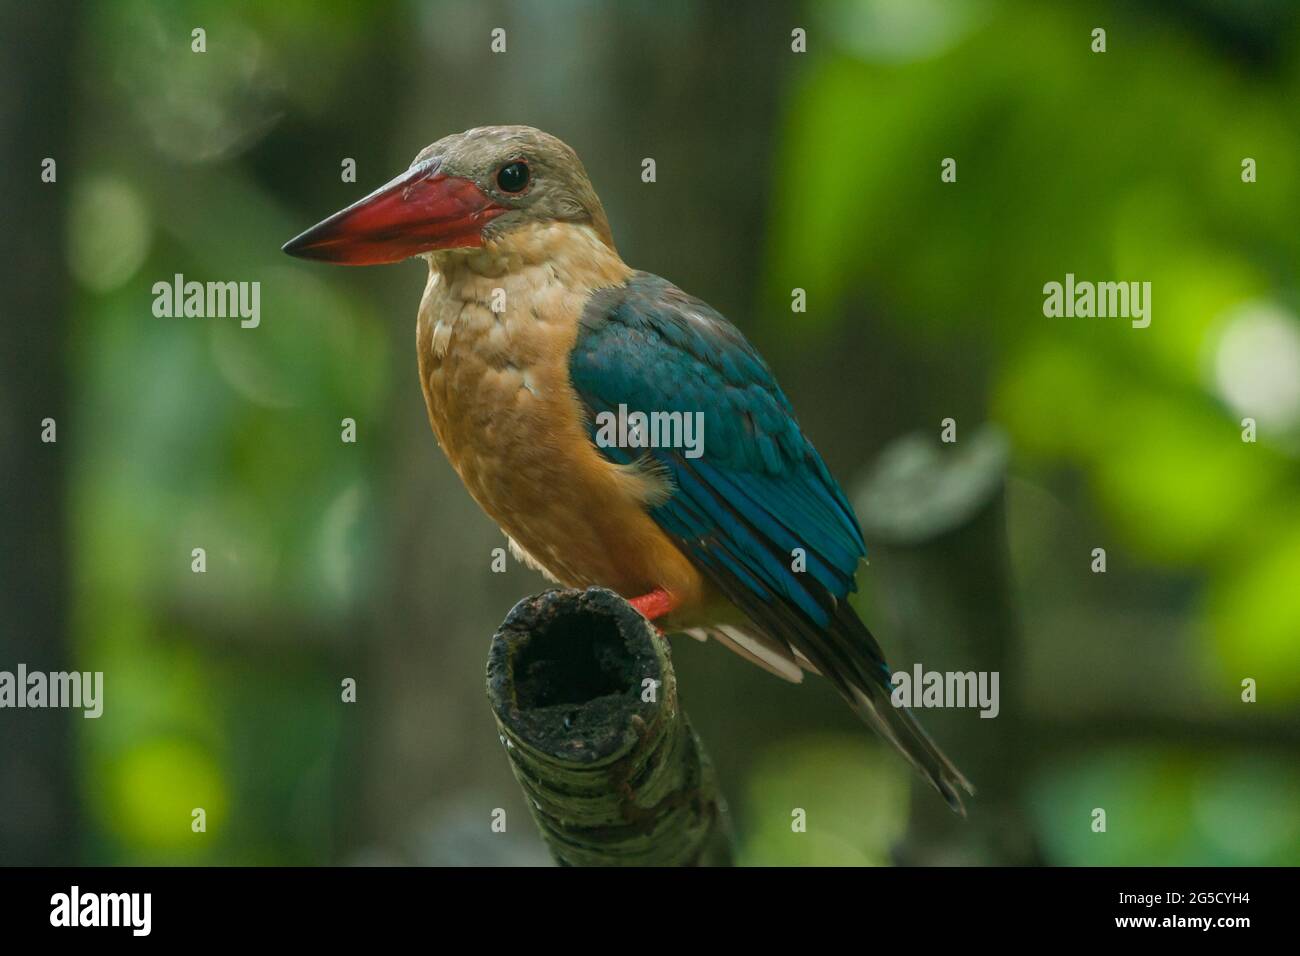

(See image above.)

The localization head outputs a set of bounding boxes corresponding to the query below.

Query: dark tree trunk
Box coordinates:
[0,0,78,865]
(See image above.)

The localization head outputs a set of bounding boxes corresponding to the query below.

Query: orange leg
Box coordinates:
[628,588,678,623]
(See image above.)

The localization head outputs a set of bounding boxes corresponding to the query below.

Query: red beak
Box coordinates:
[281,159,508,265]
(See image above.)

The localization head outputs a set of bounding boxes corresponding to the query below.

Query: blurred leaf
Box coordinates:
[1031,747,1300,865]
[738,734,908,865]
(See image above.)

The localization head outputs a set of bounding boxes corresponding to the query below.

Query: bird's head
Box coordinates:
[282,125,612,265]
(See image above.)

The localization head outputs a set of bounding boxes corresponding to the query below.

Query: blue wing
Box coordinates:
[570,272,972,813]
[570,273,878,669]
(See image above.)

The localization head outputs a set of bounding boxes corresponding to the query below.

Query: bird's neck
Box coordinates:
[415,220,632,456]
[418,221,632,362]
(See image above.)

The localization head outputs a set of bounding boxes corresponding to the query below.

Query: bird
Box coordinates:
[283,125,973,813]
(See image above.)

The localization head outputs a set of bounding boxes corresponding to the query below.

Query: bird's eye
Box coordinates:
[496,161,530,193]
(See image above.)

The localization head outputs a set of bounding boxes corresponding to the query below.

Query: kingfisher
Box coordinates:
[283,126,973,812]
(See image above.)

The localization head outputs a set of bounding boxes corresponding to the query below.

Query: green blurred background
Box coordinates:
[2,0,1298,866]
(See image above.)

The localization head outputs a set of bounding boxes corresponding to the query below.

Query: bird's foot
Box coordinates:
[628,588,678,623]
